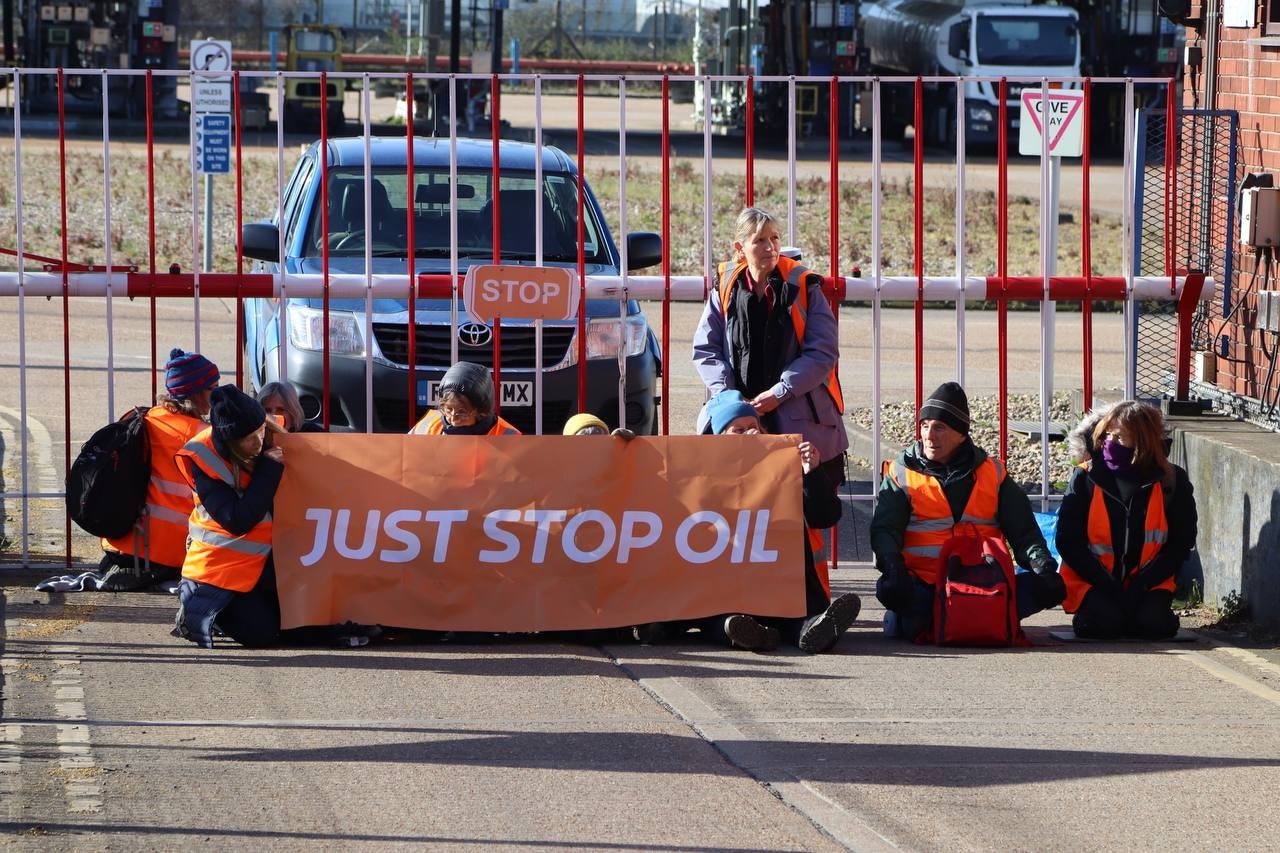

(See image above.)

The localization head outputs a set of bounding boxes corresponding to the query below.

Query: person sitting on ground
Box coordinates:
[257,381,324,433]
[97,348,221,592]
[409,361,521,436]
[870,381,1065,639]
[1055,401,1197,639]
[171,386,288,648]
[634,390,862,654]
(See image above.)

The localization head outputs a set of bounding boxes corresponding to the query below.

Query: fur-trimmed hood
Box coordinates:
[1068,402,1117,464]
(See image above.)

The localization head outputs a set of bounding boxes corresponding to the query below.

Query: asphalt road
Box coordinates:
[3,562,1280,850]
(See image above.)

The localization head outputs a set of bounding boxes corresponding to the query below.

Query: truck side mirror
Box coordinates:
[948,27,968,61]
[625,232,662,271]
[242,222,280,263]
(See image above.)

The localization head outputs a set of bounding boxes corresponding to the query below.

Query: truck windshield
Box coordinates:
[304,167,607,264]
[975,16,1076,66]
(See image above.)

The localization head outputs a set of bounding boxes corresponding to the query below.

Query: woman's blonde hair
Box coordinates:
[157,392,204,420]
[257,381,306,432]
[732,207,782,261]
[1091,401,1172,484]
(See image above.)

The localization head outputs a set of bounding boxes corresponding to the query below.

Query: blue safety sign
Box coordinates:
[195,113,231,174]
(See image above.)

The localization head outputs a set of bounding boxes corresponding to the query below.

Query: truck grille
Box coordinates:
[372,323,576,370]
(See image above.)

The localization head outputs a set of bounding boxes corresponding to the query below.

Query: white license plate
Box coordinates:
[418,379,534,407]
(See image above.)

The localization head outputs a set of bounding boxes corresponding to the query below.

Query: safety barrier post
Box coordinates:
[997,77,1009,462]
[406,72,418,428]
[1165,79,1177,298]
[871,79,884,503]
[954,79,967,386]
[1082,79,1094,410]
[146,69,157,399]
[362,74,374,433]
[1175,272,1207,401]
[745,75,754,206]
[57,68,71,567]
[828,74,840,573]
[617,76,629,428]
[320,70,332,430]
[233,69,245,388]
[913,77,924,429]
[534,74,545,435]
[576,74,587,411]
[491,71,503,418]
[101,69,115,422]
[661,74,671,436]
[14,69,31,562]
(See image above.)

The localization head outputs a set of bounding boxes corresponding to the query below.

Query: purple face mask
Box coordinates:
[1101,438,1134,473]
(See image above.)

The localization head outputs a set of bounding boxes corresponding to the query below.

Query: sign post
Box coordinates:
[191,39,233,272]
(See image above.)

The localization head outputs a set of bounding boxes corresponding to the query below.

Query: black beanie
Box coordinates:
[439,361,494,415]
[919,382,971,435]
[210,385,267,444]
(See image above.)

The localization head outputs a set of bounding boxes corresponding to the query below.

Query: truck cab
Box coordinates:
[283,24,345,133]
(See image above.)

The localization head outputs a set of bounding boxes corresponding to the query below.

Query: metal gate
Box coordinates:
[1133,107,1239,399]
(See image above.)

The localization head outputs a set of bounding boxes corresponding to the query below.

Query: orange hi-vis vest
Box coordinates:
[1060,468,1172,614]
[716,256,845,414]
[409,409,522,436]
[174,428,273,593]
[887,455,1006,587]
[101,405,205,568]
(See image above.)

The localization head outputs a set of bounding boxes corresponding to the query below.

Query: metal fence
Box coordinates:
[0,68,1209,565]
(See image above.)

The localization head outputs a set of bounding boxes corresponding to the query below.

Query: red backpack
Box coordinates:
[922,528,1029,647]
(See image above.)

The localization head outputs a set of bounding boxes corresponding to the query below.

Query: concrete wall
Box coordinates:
[1170,416,1280,627]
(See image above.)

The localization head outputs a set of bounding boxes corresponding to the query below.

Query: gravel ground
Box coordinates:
[850,392,1080,493]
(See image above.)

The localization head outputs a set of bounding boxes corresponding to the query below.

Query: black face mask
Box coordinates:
[442,414,497,436]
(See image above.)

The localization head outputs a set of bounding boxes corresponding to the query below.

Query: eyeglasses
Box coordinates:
[439,405,477,424]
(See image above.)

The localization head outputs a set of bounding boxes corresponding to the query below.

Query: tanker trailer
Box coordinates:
[858,0,1080,147]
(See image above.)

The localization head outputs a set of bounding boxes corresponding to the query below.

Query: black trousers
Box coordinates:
[1073,587,1179,640]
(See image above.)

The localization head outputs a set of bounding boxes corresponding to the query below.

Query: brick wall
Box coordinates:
[1184,4,1280,402]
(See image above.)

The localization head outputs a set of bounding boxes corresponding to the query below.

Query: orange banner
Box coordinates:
[272,434,806,632]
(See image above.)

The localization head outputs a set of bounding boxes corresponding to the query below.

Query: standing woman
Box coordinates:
[692,207,847,487]
[1056,401,1198,639]
[172,386,287,648]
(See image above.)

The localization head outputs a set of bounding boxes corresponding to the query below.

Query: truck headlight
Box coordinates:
[968,105,995,123]
[575,315,649,360]
[288,305,366,356]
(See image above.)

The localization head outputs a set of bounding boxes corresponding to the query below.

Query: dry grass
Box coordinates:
[0,144,1123,279]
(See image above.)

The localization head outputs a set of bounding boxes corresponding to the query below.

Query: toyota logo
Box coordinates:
[458,322,492,347]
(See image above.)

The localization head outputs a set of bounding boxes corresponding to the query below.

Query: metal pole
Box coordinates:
[202,174,214,272]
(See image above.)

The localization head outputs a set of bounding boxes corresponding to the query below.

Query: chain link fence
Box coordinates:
[1133,107,1239,401]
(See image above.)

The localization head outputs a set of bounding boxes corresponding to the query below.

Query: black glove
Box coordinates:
[1029,553,1059,576]
[876,554,914,613]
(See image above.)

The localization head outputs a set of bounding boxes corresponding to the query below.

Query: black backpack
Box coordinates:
[67,406,152,539]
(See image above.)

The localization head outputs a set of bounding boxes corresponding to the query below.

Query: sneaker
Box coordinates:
[724,614,781,652]
[798,592,862,654]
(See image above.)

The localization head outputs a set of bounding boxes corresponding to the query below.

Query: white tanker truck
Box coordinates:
[858,0,1081,147]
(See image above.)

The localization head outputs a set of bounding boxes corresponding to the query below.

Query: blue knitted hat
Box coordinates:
[706,390,759,434]
[164,348,220,399]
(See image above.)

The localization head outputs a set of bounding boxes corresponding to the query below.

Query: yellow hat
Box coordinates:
[563,413,610,435]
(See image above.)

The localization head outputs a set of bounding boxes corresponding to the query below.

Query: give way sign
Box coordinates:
[1018,88,1085,158]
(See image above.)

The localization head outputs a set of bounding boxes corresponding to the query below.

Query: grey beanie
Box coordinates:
[439,361,494,414]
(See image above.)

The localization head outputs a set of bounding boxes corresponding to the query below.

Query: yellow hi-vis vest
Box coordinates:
[716,256,845,414]
[102,405,205,568]
[1060,468,1173,614]
[175,428,273,593]
[886,456,1006,587]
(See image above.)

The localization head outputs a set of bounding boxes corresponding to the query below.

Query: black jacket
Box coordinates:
[1056,458,1197,591]
[191,433,284,536]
